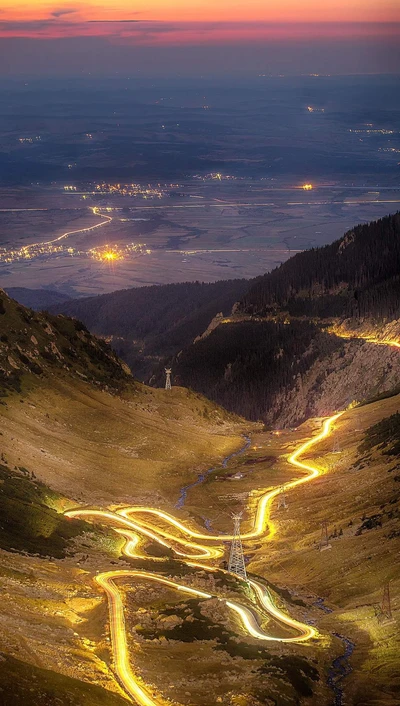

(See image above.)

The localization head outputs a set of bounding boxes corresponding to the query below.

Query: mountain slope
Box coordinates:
[5,287,71,310]
[167,214,400,425]
[0,290,250,704]
[240,212,400,320]
[49,279,252,380]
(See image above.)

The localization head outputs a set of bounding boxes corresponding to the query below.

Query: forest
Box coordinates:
[240,213,400,320]
[160,320,344,421]
[166,213,400,422]
[53,279,251,380]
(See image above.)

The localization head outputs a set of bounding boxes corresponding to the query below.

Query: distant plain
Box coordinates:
[0,75,399,295]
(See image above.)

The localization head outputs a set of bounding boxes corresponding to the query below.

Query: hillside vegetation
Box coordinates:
[50,279,251,380]
[168,214,400,424]
[240,212,400,321]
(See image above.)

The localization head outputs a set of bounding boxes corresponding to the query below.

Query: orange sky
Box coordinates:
[2,0,400,24]
[0,1,399,45]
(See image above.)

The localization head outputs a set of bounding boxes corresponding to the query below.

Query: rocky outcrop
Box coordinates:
[270,336,400,428]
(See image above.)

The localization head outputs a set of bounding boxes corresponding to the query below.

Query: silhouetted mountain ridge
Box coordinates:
[167,213,400,424]
[51,279,252,379]
[239,212,400,320]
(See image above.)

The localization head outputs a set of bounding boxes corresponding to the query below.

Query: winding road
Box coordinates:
[21,206,112,252]
[66,412,343,705]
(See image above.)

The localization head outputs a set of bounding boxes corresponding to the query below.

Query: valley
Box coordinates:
[1,209,400,706]
[1,292,399,704]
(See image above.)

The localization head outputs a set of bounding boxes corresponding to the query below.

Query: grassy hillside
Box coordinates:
[0,376,248,504]
[180,394,400,705]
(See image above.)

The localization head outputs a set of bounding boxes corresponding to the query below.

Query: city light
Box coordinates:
[302,183,313,190]
[0,206,150,265]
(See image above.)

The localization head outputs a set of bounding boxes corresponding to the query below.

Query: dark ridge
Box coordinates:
[239,212,400,321]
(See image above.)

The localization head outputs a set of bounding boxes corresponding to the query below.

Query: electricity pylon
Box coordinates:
[228,513,247,581]
[277,486,288,510]
[165,368,172,390]
[380,582,394,623]
[319,521,332,551]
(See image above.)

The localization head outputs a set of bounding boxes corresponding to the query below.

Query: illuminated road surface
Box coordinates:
[66,413,344,705]
[330,328,400,349]
[21,206,112,252]
[97,569,316,706]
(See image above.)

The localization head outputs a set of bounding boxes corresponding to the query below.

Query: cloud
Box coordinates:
[87,19,142,23]
[0,19,399,44]
[51,8,77,18]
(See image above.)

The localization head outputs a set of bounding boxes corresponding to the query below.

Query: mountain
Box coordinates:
[0,291,399,705]
[0,289,250,704]
[50,279,252,380]
[165,213,400,425]
[239,212,400,321]
[0,288,130,397]
[4,287,72,311]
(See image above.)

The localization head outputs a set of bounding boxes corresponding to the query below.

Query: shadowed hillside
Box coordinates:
[240,212,400,320]
[49,279,252,380]
[166,214,400,425]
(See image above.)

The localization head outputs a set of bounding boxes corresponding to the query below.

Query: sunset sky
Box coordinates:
[0,1,399,75]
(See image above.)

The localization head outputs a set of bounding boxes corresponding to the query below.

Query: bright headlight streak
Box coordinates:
[97,568,316,706]
[330,328,400,349]
[96,571,160,706]
[115,412,343,547]
[21,207,112,252]
[67,412,345,704]
[248,579,316,641]
[66,508,220,558]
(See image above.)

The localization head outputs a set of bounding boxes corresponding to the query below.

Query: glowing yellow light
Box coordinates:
[329,326,400,349]
[302,183,313,190]
[65,412,351,703]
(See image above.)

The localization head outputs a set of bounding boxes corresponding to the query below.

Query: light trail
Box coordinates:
[20,206,112,253]
[96,567,316,706]
[102,413,343,548]
[330,328,400,349]
[65,412,346,704]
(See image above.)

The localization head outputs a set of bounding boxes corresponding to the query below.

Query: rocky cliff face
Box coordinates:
[0,289,130,395]
[270,336,400,428]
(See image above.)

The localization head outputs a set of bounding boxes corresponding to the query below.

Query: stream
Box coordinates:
[176,434,355,706]
[314,600,355,705]
[327,633,355,705]
[175,434,251,510]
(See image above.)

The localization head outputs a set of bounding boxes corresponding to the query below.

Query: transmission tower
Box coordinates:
[380,582,394,623]
[228,514,247,581]
[332,438,341,454]
[277,486,288,510]
[165,368,172,390]
[319,521,332,552]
